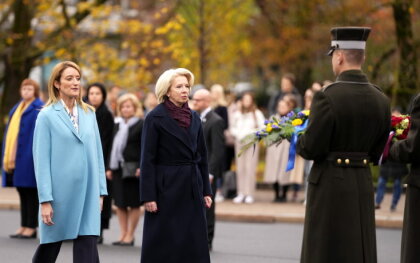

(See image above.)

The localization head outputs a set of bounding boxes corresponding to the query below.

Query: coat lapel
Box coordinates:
[53,103,82,141]
[155,104,194,152]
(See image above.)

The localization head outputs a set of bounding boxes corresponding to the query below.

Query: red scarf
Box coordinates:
[164,99,192,129]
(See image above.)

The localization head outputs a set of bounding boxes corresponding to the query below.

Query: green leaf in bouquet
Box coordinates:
[240,133,259,145]
[237,140,257,157]
[263,130,283,147]
[281,124,296,140]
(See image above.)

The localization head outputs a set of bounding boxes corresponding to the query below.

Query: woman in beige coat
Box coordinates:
[230,92,264,204]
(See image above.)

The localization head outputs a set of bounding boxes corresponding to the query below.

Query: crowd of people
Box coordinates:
[1,68,409,240]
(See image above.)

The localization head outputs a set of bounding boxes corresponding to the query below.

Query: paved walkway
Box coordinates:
[0,185,404,228]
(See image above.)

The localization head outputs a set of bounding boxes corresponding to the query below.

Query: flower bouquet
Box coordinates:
[380,114,411,163]
[239,110,310,170]
[391,115,411,141]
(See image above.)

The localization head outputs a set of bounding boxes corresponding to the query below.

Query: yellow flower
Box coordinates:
[401,118,409,129]
[292,119,303,126]
[302,110,310,116]
[396,129,404,136]
[266,123,273,132]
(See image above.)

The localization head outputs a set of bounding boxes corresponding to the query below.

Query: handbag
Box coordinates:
[121,162,138,179]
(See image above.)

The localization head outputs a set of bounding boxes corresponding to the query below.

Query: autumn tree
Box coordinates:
[0,0,181,139]
[168,0,255,87]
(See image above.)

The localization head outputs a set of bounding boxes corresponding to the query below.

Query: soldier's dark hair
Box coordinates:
[343,50,365,65]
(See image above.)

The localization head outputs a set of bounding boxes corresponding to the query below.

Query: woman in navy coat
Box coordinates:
[140,68,212,263]
[2,79,44,239]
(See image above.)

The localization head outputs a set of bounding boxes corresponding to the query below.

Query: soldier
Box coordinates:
[297,27,391,263]
[389,94,420,263]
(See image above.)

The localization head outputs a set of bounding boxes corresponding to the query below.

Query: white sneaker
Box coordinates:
[215,192,225,203]
[233,194,245,204]
[244,196,254,204]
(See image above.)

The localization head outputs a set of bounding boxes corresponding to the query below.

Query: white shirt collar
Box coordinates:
[200,107,212,121]
[61,99,78,118]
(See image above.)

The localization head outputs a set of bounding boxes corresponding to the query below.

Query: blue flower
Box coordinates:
[287,111,294,118]
[297,111,305,118]
[264,120,271,125]
[272,124,279,129]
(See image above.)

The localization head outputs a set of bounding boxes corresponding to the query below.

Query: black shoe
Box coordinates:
[375,204,380,210]
[120,239,135,246]
[112,241,122,246]
[9,233,22,239]
[390,205,396,212]
[20,231,37,239]
[97,236,103,244]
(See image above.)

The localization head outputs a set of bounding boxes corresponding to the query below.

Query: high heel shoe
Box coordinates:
[20,230,37,239]
[9,233,22,239]
[119,239,135,246]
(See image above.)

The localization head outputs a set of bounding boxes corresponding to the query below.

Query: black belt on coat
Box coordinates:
[326,152,370,168]
[157,154,202,199]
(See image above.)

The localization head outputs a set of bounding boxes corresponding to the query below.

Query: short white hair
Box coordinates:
[155,68,195,103]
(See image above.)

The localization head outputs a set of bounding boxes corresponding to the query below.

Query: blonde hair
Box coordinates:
[45,61,94,112]
[210,84,227,108]
[155,68,194,103]
[116,93,144,118]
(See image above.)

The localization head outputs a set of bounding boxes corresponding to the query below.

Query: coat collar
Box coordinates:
[336,69,369,83]
[153,103,198,152]
[52,102,84,141]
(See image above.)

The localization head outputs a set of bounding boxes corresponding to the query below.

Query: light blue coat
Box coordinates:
[33,102,107,244]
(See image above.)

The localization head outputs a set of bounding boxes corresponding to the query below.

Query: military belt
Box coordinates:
[326,152,370,168]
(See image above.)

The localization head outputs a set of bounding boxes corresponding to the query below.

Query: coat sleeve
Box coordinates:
[140,115,159,202]
[390,94,420,163]
[369,104,391,165]
[93,114,108,196]
[197,122,212,197]
[102,111,114,170]
[33,111,54,203]
[297,91,335,161]
[208,118,225,179]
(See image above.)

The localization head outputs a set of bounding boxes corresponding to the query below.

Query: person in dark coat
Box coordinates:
[86,82,115,244]
[267,73,303,116]
[297,27,391,263]
[2,79,44,239]
[140,68,212,263]
[107,93,144,246]
[389,94,420,263]
[192,88,225,251]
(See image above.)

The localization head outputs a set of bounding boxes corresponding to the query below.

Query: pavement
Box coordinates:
[0,209,402,263]
[0,183,404,229]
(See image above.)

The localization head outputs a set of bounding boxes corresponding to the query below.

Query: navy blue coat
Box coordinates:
[2,98,44,188]
[140,103,212,263]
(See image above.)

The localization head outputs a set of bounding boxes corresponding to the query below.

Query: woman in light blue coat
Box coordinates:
[32,61,107,263]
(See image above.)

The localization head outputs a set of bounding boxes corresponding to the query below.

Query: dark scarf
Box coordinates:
[164,99,192,129]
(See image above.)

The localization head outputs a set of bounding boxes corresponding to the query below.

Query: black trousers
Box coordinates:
[206,179,217,246]
[32,235,99,263]
[16,187,39,228]
[101,179,112,230]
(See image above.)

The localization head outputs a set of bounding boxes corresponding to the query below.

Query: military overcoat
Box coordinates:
[390,94,420,263]
[297,70,390,263]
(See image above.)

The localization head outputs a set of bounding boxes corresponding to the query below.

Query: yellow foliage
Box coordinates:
[77,2,92,13]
